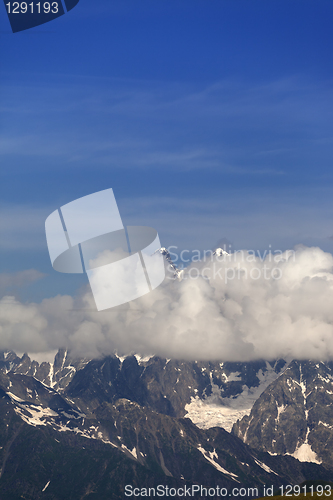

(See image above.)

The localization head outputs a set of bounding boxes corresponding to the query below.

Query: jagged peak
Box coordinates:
[155,247,184,281]
[213,247,230,257]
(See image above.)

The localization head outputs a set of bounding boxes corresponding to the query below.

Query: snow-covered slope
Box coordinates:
[233,360,333,469]
[158,247,184,279]
[184,361,289,431]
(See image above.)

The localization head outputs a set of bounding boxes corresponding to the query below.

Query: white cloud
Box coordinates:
[2,193,333,269]
[1,246,333,361]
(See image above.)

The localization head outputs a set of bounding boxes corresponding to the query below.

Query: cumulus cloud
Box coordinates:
[1,246,333,361]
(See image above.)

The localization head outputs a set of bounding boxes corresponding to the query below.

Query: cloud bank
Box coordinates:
[1,245,333,361]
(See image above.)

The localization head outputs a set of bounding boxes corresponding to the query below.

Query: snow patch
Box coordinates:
[185,397,250,432]
[197,446,239,482]
[121,444,138,459]
[225,372,242,382]
[134,354,153,364]
[7,392,25,402]
[288,428,322,464]
[13,405,58,427]
[276,404,286,422]
[42,481,50,492]
[291,443,321,464]
[253,458,278,475]
[185,363,284,432]
[317,374,333,384]
[318,420,333,430]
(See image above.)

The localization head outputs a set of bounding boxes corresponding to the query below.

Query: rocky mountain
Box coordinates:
[213,247,230,257]
[1,350,288,429]
[0,349,89,391]
[233,360,333,471]
[158,246,229,280]
[158,247,184,279]
[0,351,332,498]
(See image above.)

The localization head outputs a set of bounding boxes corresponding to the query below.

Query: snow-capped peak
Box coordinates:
[213,248,230,257]
[156,248,184,280]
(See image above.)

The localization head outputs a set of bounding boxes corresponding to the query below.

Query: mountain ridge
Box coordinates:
[0,349,332,498]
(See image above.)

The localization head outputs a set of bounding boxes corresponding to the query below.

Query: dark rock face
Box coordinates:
[0,350,332,498]
[232,360,333,470]
[0,348,89,391]
[2,350,288,417]
[66,355,288,418]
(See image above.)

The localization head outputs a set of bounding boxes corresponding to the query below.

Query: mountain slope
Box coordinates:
[0,372,331,499]
[233,360,333,470]
[0,349,88,392]
[0,351,332,498]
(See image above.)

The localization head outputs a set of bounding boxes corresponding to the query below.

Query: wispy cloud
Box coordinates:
[2,188,333,255]
[0,205,51,250]
[1,74,332,175]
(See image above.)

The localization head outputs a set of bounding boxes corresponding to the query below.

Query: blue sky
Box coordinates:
[1,0,333,301]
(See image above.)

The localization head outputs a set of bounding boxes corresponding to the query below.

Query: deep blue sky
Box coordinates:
[1,0,333,300]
